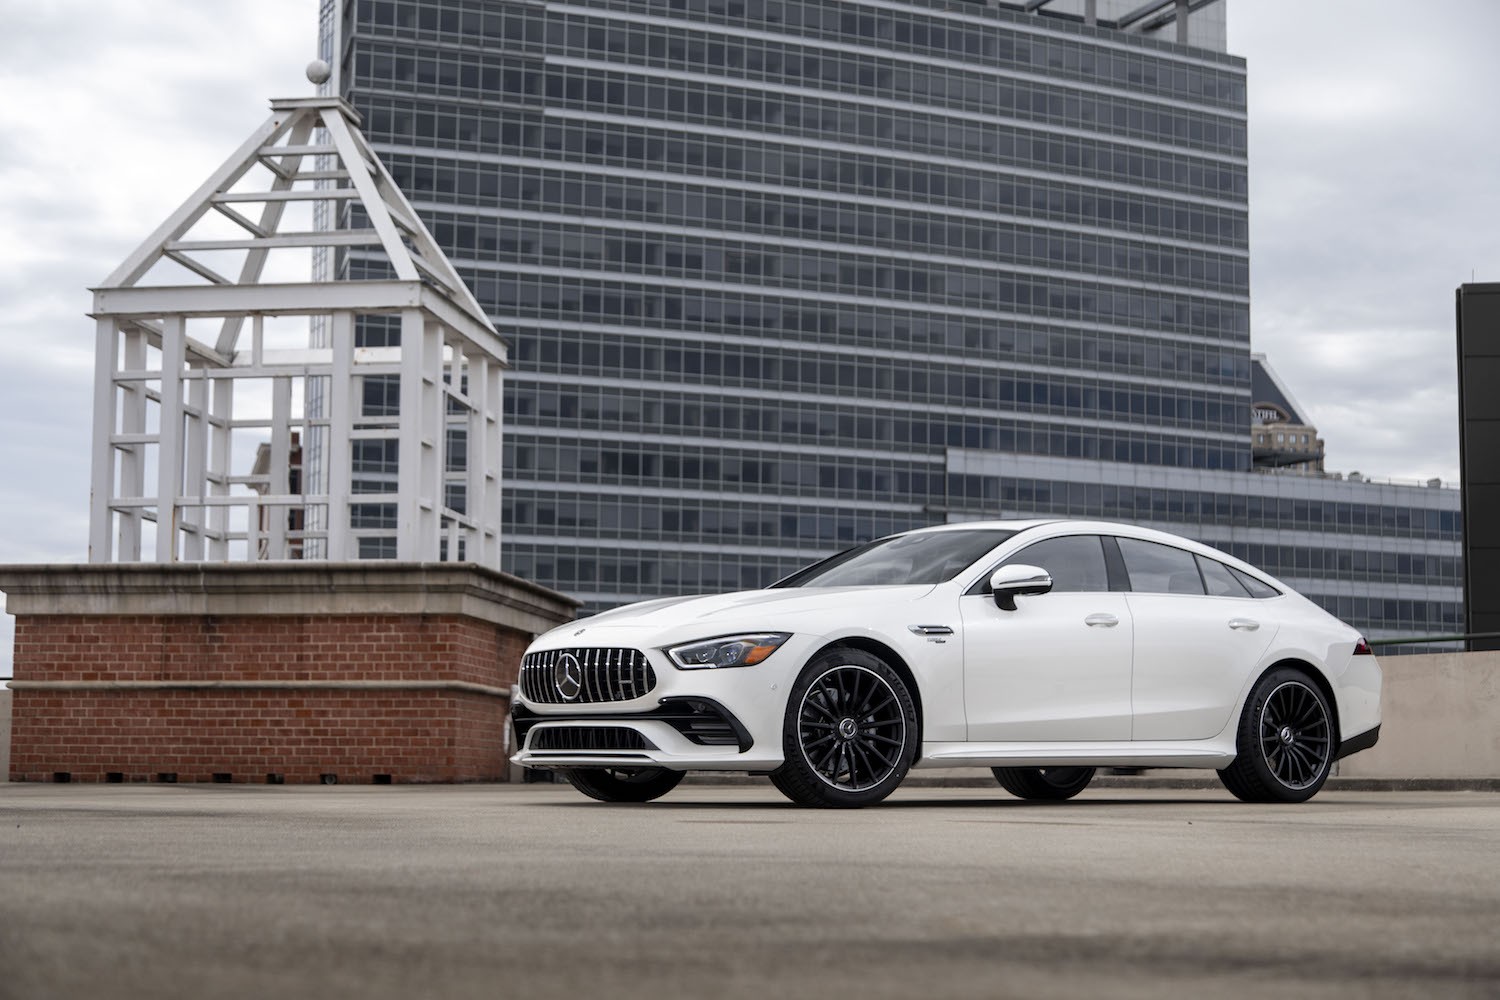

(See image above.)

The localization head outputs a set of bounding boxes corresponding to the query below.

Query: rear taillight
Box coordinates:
[1353,638,1373,656]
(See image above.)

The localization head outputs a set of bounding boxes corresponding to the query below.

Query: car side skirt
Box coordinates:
[916,740,1236,770]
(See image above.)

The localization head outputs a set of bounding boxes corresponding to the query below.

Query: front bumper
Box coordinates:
[508,631,814,772]
[511,696,786,771]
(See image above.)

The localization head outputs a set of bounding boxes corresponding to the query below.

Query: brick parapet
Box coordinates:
[10,613,530,687]
[2,563,576,783]
[0,562,577,635]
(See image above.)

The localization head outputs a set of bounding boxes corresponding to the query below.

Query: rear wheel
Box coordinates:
[563,767,684,803]
[992,766,1096,801]
[1218,667,1334,803]
[770,648,917,808]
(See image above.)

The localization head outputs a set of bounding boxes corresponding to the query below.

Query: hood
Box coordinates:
[535,584,938,645]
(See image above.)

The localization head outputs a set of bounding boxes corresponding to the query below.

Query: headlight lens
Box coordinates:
[667,632,791,669]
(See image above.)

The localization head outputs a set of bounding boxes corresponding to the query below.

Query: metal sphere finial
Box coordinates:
[306,59,332,86]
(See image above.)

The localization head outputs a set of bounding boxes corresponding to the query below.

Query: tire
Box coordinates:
[1218,667,1335,803]
[992,766,1096,801]
[769,647,918,808]
[563,767,684,803]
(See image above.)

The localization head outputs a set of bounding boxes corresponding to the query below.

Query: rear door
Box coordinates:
[1116,538,1278,741]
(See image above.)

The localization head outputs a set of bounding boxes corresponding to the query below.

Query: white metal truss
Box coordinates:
[89,97,505,568]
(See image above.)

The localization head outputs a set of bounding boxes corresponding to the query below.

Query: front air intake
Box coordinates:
[529,727,657,752]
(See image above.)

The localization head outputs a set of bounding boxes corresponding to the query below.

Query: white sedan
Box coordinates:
[510,520,1381,808]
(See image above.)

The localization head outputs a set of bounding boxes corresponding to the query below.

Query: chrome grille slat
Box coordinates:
[519,647,656,704]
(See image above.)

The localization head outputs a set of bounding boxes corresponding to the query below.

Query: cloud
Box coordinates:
[0,1,318,675]
[1231,0,1500,484]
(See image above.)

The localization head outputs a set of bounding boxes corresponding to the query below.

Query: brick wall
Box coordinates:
[12,614,529,688]
[1,564,577,784]
[10,688,502,784]
[10,614,525,784]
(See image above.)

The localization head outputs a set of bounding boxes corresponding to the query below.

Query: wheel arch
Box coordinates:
[1256,656,1342,745]
[814,636,925,765]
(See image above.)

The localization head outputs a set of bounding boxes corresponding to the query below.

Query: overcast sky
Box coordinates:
[1,1,1497,673]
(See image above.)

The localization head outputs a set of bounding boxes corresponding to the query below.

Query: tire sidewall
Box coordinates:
[1238,667,1334,803]
[776,647,917,807]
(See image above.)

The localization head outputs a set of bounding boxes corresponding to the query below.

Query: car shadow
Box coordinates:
[532,794,1250,811]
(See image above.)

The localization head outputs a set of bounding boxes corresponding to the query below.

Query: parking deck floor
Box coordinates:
[1,783,1496,999]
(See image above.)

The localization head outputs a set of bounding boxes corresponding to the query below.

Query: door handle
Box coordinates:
[1228,618,1260,632]
[1085,613,1119,628]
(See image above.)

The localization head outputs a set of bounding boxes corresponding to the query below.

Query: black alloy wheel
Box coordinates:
[563,766,684,803]
[770,648,917,808]
[992,766,1096,801]
[1219,667,1334,803]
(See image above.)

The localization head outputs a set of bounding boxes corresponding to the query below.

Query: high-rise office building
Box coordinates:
[319,0,1461,642]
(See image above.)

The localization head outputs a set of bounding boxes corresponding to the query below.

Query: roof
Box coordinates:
[1250,354,1312,426]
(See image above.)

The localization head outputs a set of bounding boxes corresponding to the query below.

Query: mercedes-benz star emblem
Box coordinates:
[554,653,583,701]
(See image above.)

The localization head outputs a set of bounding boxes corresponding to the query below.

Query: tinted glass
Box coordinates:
[777,529,1015,588]
[1230,566,1281,599]
[1197,554,1251,597]
[1001,535,1109,593]
[1117,538,1205,594]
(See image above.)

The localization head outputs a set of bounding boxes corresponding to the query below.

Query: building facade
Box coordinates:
[1250,354,1324,473]
[319,0,1461,642]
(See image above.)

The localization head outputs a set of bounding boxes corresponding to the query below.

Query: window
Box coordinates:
[776,529,1015,588]
[998,535,1109,593]
[1116,537,1204,594]
[1196,554,1251,597]
[1230,566,1281,599]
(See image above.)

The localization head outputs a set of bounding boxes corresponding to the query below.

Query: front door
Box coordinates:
[959,534,1134,742]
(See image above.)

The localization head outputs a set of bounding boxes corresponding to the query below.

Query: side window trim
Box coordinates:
[1102,535,1130,592]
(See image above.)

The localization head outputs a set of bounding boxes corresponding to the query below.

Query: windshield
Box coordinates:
[773,529,1017,588]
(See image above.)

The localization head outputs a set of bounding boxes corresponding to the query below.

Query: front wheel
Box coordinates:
[1218,667,1334,803]
[992,766,1096,800]
[769,648,918,808]
[563,767,684,803]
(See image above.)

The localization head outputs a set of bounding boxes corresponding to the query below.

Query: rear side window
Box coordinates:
[996,535,1110,593]
[1230,566,1282,599]
[1196,555,1252,597]
[1116,538,1205,595]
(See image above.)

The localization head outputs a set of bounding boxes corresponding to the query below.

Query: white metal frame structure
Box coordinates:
[89,96,505,567]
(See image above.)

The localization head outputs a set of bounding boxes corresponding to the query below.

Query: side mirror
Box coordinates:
[990,564,1052,611]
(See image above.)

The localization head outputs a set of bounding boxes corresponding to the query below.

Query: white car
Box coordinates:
[510,520,1381,808]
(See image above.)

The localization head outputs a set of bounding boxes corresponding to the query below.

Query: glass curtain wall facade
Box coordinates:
[324,0,1461,642]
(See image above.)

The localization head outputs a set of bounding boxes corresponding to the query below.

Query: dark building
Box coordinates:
[1457,283,1500,649]
[317,0,1461,642]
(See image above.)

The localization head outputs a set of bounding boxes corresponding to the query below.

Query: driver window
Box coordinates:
[999,535,1109,593]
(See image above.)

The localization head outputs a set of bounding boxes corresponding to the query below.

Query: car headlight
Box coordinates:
[666,632,791,669]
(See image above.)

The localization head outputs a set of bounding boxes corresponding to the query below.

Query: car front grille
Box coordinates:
[520,647,656,704]
[529,727,656,752]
